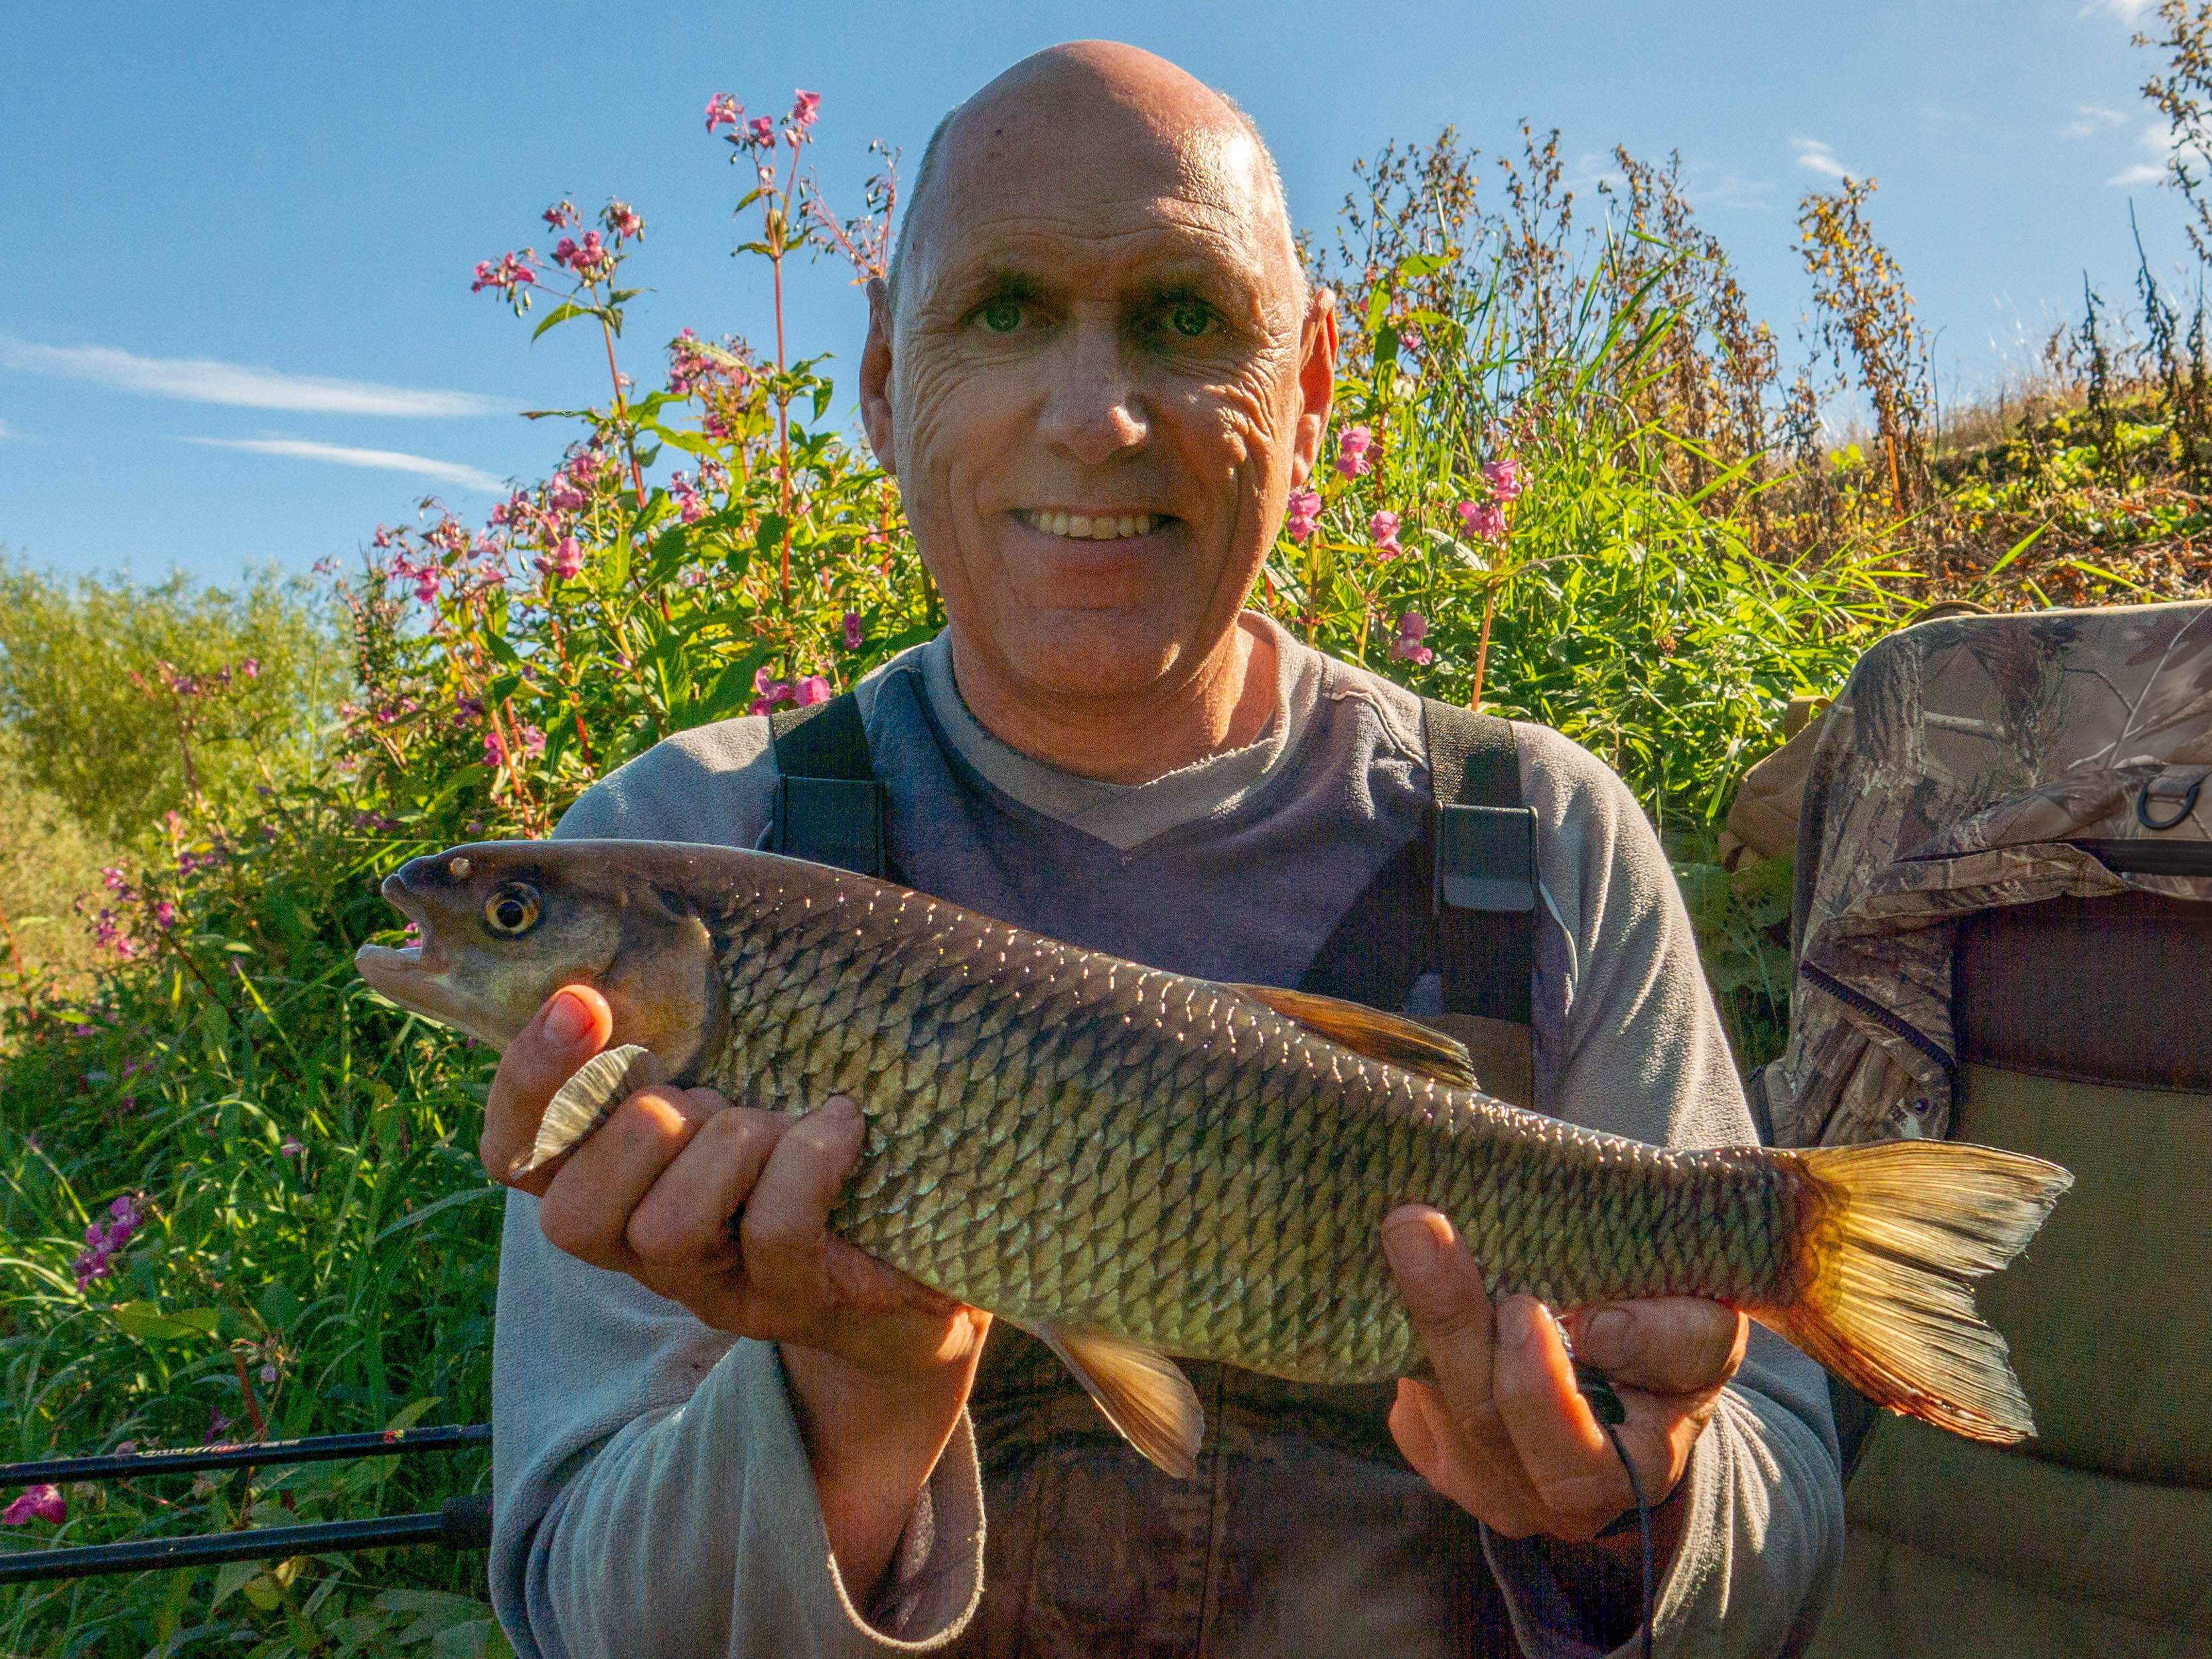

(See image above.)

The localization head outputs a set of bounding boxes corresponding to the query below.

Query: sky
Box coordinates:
[0,0,2195,587]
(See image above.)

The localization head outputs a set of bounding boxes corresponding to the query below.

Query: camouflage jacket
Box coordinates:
[1762,601,2212,1148]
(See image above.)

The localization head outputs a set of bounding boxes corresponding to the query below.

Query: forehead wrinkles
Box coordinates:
[905,113,1291,309]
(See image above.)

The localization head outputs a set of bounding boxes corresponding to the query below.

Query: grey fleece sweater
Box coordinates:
[488,615,1844,1658]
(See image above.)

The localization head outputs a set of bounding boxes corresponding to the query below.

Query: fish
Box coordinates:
[354,839,2073,1477]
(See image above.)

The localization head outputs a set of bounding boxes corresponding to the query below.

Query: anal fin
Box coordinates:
[1020,1322,1205,1480]
[1228,983,1479,1090]
[510,1043,669,1178]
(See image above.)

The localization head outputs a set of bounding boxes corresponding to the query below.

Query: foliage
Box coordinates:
[0,784,504,1656]
[0,557,337,847]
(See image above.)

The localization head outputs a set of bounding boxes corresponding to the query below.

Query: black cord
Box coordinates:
[1575,1362,1655,1659]
[1601,1418,1656,1659]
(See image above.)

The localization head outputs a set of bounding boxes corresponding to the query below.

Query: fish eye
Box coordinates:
[484,883,542,937]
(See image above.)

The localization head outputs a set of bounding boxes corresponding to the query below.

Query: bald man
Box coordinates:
[484,42,1843,1659]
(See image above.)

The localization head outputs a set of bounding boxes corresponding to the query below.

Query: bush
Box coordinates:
[0,557,336,849]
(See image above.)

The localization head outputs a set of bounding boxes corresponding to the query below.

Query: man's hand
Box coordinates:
[1381,1204,1747,1549]
[481,983,990,1597]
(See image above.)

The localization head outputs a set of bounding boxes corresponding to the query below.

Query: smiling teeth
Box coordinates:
[1023,510,1157,540]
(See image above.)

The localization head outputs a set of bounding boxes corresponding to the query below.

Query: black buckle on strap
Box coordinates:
[1434,804,1537,914]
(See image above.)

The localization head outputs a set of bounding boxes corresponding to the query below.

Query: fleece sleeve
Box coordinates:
[486,705,990,1659]
[1477,725,1845,1658]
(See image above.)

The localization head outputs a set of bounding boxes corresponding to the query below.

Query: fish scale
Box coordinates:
[740,868,1780,1380]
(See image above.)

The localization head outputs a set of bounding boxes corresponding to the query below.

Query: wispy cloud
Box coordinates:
[2110,117,2195,186]
[183,437,506,492]
[2061,103,2128,139]
[1,338,507,417]
[1793,138,1860,182]
[2083,0,2157,19]
[1685,168,1775,212]
[0,417,17,440]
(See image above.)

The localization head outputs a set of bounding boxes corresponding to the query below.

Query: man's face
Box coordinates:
[863,88,1334,712]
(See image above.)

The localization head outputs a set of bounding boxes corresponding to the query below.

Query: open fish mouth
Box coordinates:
[353,877,448,989]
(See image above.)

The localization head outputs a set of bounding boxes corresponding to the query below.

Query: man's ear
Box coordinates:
[1288,287,1339,490]
[861,276,897,478]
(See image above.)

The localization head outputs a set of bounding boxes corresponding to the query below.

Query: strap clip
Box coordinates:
[1434,804,1537,914]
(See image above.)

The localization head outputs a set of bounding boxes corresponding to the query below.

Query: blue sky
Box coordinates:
[0,0,2190,587]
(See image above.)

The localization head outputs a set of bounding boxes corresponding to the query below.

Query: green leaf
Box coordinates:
[753,514,788,557]
[111,1302,223,1343]
[529,301,591,342]
[373,1185,504,1244]
[211,1558,266,1612]
[682,642,775,730]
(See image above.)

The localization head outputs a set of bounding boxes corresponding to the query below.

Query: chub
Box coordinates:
[355,841,2073,1477]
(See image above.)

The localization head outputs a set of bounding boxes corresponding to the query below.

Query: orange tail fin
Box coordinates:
[1763,1139,2072,1445]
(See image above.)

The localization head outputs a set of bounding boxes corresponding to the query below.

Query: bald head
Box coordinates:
[887,42,1301,319]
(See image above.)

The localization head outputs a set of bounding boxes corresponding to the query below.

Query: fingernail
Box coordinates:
[1383,1214,1443,1279]
[544,992,591,1046]
[820,1095,861,1131]
[1582,1308,1630,1368]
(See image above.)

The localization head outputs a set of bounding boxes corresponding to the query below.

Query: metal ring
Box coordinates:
[2138,775,2203,832]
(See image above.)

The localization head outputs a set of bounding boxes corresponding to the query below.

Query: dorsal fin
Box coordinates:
[510,1044,668,1178]
[1019,1322,1205,1480]
[1227,983,1479,1090]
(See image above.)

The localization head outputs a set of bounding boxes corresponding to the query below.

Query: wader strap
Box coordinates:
[1420,699,1536,1028]
[767,692,887,877]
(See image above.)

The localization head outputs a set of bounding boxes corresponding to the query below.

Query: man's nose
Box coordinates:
[1035,321,1149,465]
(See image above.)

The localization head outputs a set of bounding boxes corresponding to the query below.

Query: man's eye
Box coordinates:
[1165,301,1215,338]
[977,299,1023,334]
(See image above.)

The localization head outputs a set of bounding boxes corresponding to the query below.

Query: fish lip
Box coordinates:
[360,875,447,975]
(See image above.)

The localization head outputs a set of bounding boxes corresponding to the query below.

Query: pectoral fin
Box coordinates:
[510,1044,669,1178]
[1021,1323,1205,1480]
[1228,983,1479,1090]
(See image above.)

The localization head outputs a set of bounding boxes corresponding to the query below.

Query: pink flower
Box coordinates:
[483,729,506,767]
[552,536,585,580]
[704,92,741,133]
[238,657,259,680]
[603,200,643,240]
[793,675,832,707]
[1457,500,1507,542]
[789,90,820,132]
[747,115,776,149]
[842,611,865,650]
[1368,510,1402,559]
[1390,611,1434,666]
[1284,489,1323,543]
[749,666,794,715]
[2,1484,64,1526]
[518,723,547,758]
[1481,457,1524,502]
[542,200,577,229]
[1336,425,1374,479]
[279,1136,304,1159]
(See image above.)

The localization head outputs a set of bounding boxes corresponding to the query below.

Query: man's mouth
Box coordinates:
[1013,508,1165,541]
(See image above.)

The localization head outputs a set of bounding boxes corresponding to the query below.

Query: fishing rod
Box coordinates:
[0,1423,492,1585]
